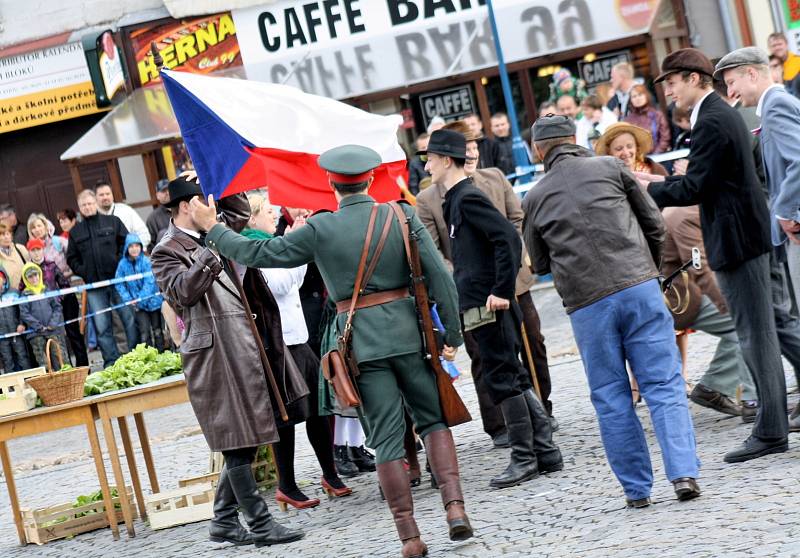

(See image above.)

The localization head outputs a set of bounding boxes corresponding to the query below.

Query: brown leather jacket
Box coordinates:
[150,195,308,451]
[416,167,536,296]
[522,144,665,313]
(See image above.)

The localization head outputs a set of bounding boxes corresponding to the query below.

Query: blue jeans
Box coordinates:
[86,286,138,367]
[569,279,699,500]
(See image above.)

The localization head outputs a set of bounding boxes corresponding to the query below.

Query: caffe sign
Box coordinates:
[233,0,657,100]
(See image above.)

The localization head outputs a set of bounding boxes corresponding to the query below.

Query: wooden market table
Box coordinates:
[90,374,189,538]
[0,374,189,544]
[0,396,119,545]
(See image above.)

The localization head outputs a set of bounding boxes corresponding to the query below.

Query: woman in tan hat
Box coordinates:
[596,122,668,177]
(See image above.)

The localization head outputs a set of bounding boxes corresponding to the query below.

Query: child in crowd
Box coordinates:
[115,234,164,351]
[0,266,31,372]
[20,238,68,292]
[18,263,70,369]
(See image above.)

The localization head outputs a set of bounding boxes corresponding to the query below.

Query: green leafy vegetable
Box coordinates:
[84,344,182,396]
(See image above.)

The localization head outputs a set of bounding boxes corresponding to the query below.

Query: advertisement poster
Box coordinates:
[129,12,242,87]
[0,41,104,134]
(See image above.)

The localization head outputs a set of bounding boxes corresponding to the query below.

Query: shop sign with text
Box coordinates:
[129,12,242,87]
[418,85,475,128]
[578,50,631,89]
[232,0,657,99]
[0,41,104,134]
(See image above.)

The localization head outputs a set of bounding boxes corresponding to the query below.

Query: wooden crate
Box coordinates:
[0,367,45,417]
[21,486,136,545]
[180,446,276,490]
[144,483,215,530]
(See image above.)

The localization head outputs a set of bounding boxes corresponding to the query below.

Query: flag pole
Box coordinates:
[485,0,534,185]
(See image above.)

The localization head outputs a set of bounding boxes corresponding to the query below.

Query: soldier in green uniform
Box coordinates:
[190,145,473,558]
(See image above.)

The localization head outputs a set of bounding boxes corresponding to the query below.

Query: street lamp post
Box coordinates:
[486,0,535,185]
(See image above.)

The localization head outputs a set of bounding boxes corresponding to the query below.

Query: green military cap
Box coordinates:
[318,145,382,183]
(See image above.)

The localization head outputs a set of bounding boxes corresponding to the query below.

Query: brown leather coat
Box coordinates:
[416,167,536,296]
[150,195,308,451]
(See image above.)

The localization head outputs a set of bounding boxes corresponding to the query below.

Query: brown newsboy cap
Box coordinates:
[654,48,715,84]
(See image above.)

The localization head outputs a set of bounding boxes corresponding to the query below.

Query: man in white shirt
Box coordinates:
[95,181,151,249]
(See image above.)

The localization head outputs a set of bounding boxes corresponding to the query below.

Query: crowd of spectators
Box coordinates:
[0,177,175,374]
[408,32,800,185]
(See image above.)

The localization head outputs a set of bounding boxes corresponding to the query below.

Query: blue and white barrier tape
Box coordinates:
[511,148,692,195]
[0,272,154,309]
[0,293,160,340]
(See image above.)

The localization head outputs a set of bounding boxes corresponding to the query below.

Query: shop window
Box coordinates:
[483,74,529,136]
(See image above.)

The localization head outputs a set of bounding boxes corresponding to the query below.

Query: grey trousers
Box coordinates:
[769,248,800,387]
[716,253,789,441]
[692,296,756,401]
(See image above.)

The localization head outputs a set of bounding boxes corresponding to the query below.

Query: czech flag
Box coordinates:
[161,69,408,211]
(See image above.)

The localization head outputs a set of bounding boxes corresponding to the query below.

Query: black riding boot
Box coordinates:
[490,393,539,489]
[523,389,563,473]
[209,464,253,545]
[227,464,305,548]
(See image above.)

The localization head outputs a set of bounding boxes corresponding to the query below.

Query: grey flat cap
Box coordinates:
[714,47,769,79]
[532,114,576,141]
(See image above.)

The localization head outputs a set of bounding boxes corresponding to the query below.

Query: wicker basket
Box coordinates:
[25,339,89,406]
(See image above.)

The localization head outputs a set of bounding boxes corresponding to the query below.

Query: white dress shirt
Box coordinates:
[755,83,785,117]
[261,265,308,345]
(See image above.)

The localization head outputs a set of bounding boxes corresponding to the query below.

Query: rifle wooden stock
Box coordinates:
[388,202,472,427]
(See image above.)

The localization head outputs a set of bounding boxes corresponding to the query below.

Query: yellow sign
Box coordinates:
[0,82,106,133]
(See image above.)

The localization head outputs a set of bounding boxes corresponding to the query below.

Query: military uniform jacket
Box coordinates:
[206,194,463,364]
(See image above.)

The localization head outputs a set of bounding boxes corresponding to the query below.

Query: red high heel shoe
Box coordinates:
[321,476,353,498]
[275,488,320,512]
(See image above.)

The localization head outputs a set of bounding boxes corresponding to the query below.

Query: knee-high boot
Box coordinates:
[523,389,563,473]
[490,393,539,488]
[377,459,428,558]
[423,429,473,541]
[209,464,253,545]
[227,464,305,548]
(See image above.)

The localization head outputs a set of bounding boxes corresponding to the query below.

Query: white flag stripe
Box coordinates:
[163,70,405,162]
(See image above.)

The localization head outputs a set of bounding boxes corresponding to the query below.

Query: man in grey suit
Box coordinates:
[717,47,800,431]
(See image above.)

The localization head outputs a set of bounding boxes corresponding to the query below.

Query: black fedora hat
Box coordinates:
[417,129,467,159]
[164,175,203,208]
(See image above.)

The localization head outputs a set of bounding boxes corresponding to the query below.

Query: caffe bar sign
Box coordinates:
[233,0,657,99]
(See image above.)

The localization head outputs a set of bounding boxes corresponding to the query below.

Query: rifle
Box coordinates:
[388,202,472,427]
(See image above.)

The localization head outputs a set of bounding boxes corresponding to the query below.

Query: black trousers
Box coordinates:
[62,294,88,367]
[470,303,532,406]
[223,446,258,469]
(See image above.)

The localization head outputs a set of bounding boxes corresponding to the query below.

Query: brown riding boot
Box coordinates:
[377,459,428,558]
[424,429,474,541]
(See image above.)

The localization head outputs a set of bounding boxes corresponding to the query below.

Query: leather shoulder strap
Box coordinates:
[362,205,395,289]
[387,202,413,268]
[343,204,379,338]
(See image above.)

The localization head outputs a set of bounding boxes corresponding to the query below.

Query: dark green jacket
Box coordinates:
[206,194,463,363]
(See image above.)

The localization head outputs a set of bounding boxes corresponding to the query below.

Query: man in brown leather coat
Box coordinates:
[416,121,556,447]
[150,175,306,548]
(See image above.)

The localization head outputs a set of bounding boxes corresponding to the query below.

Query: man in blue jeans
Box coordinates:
[522,115,700,507]
[67,190,138,366]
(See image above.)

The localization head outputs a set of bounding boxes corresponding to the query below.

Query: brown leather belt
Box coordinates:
[336,288,410,314]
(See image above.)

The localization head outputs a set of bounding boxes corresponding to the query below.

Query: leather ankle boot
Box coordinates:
[424,429,473,542]
[209,465,253,545]
[490,393,539,489]
[523,389,564,474]
[227,464,305,548]
[377,459,428,558]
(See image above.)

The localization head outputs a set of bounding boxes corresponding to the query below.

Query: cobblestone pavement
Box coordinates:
[1,285,799,558]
